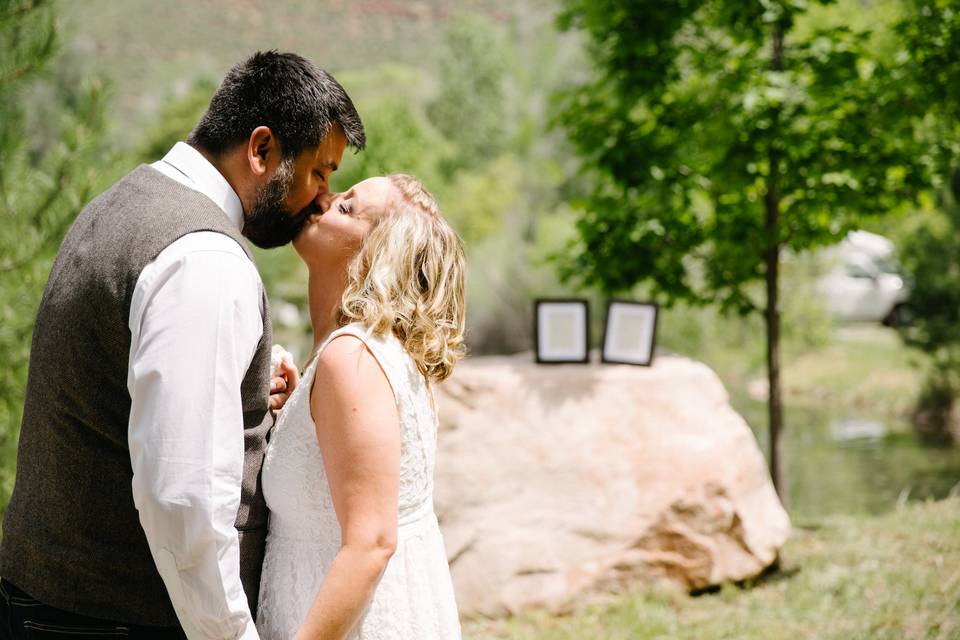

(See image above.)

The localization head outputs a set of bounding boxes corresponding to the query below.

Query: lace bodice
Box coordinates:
[257,323,461,640]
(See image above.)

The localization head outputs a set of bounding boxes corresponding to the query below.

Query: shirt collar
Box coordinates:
[157,142,245,232]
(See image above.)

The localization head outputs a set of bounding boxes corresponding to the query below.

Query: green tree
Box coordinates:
[554,0,919,503]
[896,203,960,442]
[0,0,111,506]
[892,1,960,443]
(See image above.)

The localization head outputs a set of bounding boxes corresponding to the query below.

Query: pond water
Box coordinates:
[731,393,960,522]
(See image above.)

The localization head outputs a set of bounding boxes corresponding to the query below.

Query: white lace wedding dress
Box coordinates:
[257,323,462,640]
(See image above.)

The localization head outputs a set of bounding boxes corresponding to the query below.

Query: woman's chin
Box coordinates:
[292,233,316,265]
[293,233,337,272]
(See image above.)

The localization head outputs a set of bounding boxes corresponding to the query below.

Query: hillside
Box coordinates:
[59,0,549,132]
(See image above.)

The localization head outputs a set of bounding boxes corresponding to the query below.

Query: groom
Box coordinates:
[0,52,364,638]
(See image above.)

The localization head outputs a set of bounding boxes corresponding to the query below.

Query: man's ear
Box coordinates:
[246,126,277,177]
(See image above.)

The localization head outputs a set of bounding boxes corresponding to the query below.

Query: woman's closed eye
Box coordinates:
[338,201,353,215]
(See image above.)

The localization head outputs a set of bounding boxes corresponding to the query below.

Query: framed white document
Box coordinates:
[534,299,590,364]
[601,300,658,366]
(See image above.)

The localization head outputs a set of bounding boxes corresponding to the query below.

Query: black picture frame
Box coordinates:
[600,299,659,366]
[533,298,590,364]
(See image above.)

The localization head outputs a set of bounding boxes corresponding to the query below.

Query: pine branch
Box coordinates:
[0,0,48,24]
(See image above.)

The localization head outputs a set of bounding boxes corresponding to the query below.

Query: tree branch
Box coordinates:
[0,60,39,87]
[0,0,48,23]
[30,161,69,227]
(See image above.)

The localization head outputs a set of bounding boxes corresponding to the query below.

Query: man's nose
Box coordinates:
[315,191,338,214]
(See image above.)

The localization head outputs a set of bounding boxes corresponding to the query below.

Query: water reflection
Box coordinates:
[830,417,887,443]
[729,391,960,521]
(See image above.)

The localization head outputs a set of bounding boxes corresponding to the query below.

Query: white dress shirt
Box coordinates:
[127,142,262,639]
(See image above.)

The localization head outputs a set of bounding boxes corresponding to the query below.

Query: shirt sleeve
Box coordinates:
[127,232,263,640]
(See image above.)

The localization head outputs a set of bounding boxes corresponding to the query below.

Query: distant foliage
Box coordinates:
[134,78,218,164]
[898,203,960,367]
[427,15,508,174]
[893,1,960,442]
[334,94,450,199]
[898,0,960,123]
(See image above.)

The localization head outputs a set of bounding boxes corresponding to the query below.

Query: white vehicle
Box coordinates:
[817,230,911,325]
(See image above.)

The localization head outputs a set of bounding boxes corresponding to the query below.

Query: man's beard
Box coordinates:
[242,158,314,249]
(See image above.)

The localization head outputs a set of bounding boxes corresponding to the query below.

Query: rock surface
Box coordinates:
[433,352,790,617]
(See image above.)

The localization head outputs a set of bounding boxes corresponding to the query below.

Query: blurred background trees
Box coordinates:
[0,0,114,504]
[892,0,960,444]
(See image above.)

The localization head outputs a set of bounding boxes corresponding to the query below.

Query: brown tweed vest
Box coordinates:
[0,164,273,625]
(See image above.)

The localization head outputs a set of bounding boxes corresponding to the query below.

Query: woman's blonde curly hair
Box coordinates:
[336,174,466,382]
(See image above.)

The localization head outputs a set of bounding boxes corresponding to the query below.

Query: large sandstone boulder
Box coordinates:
[433,352,790,617]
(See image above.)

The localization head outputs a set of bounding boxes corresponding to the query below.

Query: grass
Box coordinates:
[463,497,960,640]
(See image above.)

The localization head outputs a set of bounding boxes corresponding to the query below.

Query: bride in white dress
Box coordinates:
[257,174,465,640]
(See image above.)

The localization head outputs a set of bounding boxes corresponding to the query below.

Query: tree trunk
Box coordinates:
[765,19,787,507]
[764,207,785,505]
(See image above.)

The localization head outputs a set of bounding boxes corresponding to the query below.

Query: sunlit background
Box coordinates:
[2,0,958,637]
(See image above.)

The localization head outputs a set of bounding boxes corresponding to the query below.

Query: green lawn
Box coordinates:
[463,497,960,640]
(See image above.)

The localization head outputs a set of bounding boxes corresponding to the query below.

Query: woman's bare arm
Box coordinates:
[294,335,400,640]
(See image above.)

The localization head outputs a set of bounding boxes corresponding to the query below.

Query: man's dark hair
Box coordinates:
[188,51,365,159]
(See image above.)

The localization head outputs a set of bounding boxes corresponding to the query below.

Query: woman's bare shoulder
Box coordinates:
[311,333,395,418]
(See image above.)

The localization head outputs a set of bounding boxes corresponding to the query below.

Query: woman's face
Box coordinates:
[294,176,395,268]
